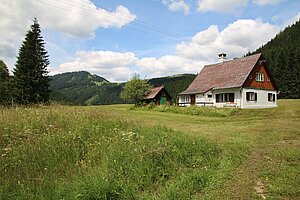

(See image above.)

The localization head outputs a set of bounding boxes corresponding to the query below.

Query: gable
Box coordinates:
[144,86,172,100]
[243,62,276,90]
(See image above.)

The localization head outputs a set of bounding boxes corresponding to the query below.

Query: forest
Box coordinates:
[248,20,300,98]
[49,71,196,105]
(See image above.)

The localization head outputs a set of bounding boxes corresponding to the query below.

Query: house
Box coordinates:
[143,85,172,105]
[178,53,278,108]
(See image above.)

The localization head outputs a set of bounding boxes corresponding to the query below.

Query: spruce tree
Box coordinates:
[0,60,10,105]
[13,18,50,105]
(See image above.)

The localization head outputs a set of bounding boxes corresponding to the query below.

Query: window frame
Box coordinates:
[246,92,257,101]
[256,72,264,82]
[268,93,276,102]
[216,93,235,103]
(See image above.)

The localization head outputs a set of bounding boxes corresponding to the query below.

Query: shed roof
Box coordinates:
[180,53,262,95]
[144,85,165,99]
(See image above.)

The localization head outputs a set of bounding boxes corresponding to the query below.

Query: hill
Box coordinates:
[49,71,196,105]
[248,20,300,98]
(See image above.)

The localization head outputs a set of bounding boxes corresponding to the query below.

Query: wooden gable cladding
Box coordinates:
[243,62,276,90]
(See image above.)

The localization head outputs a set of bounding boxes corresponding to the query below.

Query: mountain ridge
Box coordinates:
[49,71,196,105]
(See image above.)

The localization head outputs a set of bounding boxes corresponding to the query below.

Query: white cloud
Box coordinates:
[197,0,248,13]
[192,25,219,45]
[137,56,192,77]
[252,0,285,6]
[176,18,280,61]
[54,18,281,81]
[162,0,190,15]
[52,51,137,81]
[0,0,136,70]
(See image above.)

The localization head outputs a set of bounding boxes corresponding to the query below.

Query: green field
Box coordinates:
[0,100,299,199]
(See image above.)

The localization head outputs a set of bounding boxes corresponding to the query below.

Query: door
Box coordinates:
[160,96,167,105]
[191,95,196,105]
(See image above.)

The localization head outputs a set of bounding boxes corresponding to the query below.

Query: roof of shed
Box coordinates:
[179,53,262,95]
[144,85,165,99]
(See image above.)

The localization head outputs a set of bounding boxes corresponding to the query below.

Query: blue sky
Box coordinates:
[1,0,299,81]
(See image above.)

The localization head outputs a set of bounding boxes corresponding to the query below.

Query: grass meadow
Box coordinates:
[0,100,299,199]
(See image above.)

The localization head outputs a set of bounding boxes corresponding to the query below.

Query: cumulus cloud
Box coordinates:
[0,0,136,70]
[52,51,137,81]
[162,0,190,15]
[252,0,286,5]
[197,0,286,13]
[197,0,248,13]
[137,55,197,77]
[54,18,281,81]
[176,19,280,61]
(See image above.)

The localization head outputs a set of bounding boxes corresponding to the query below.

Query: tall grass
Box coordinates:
[135,103,239,117]
[0,106,225,199]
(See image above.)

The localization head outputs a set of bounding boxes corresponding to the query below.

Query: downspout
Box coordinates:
[240,87,243,108]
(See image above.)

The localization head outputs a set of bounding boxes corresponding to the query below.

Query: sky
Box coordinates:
[0,0,299,82]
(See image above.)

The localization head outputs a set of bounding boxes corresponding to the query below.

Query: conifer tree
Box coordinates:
[0,60,10,105]
[13,18,50,105]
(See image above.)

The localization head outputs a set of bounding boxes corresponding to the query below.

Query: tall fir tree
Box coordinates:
[0,60,11,105]
[13,18,50,105]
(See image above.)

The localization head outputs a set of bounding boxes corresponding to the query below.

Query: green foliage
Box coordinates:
[13,18,50,105]
[138,104,239,117]
[50,71,109,90]
[49,72,195,105]
[0,60,11,106]
[248,20,300,98]
[120,75,151,105]
[49,71,125,105]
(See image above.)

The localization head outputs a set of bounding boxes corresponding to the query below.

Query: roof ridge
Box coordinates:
[204,53,261,68]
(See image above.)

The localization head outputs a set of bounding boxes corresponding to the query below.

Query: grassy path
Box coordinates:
[99,100,300,199]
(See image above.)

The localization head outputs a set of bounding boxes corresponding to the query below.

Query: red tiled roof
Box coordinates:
[144,85,164,99]
[179,53,262,95]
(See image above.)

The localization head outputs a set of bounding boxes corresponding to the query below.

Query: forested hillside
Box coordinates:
[49,72,196,105]
[248,20,300,98]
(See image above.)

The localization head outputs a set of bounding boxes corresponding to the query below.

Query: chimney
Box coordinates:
[218,53,226,62]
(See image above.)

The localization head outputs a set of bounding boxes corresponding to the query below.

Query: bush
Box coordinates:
[136,105,239,117]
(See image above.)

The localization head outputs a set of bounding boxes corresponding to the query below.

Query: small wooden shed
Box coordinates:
[143,86,172,105]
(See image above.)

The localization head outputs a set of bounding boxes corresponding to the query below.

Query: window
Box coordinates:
[246,92,257,101]
[182,95,190,103]
[216,93,234,103]
[268,93,276,102]
[256,72,264,82]
[249,75,252,80]
[207,94,212,98]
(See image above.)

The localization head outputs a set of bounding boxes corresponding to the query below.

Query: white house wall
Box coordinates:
[195,93,214,106]
[178,95,191,106]
[241,88,277,108]
[179,88,277,108]
[211,88,242,108]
